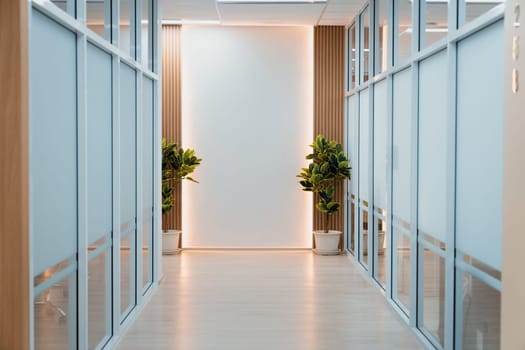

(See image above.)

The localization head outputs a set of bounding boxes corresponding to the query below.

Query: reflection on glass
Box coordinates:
[420,247,445,347]
[457,272,501,350]
[34,273,77,350]
[375,216,387,288]
[119,0,132,57]
[141,0,151,69]
[50,0,75,17]
[349,25,357,89]
[376,0,389,73]
[350,201,356,252]
[395,231,411,311]
[397,0,412,63]
[88,249,111,350]
[360,209,369,268]
[87,0,109,40]
[361,6,370,82]
[120,233,135,319]
[465,1,505,25]
[142,220,153,291]
[425,2,448,48]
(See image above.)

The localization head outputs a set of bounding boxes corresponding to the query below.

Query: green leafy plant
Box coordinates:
[162,138,202,215]
[297,134,352,233]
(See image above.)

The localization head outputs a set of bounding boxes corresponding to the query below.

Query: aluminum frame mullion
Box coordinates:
[410,61,419,330]
[446,1,459,349]
[112,55,122,338]
[386,72,393,299]
[76,0,88,347]
[136,72,144,306]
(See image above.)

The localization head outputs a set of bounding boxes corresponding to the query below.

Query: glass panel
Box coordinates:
[50,0,75,17]
[142,221,153,290]
[375,217,387,287]
[31,10,78,276]
[373,80,387,210]
[360,209,369,268]
[347,95,357,188]
[424,2,448,48]
[87,43,113,245]
[376,0,389,73]
[394,230,411,311]
[392,69,412,223]
[420,247,445,347]
[359,89,369,200]
[456,22,504,271]
[361,7,370,82]
[86,0,110,40]
[465,1,505,25]
[351,25,356,89]
[34,273,77,350]
[418,50,447,243]
[397,0,412,64]
[120,63,137,225]
[88,248,111,349]
[349,201,356,253]
[143,78,154,212]
[457,271,501,349]
[120,234,136,319]
[141,0,151,69]
[119,0,133,57]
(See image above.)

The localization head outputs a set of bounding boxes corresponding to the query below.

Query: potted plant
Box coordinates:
[162,138,202,254]
[297,134,351,255]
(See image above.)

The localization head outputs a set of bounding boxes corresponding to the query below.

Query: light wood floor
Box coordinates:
[117,251,425,350]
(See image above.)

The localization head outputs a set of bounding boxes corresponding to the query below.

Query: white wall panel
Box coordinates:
[392,69,412,223]
[31,11,77,275]
[87,44,113,245]
[456,21,504,270]
[181,26,313,248]
[359,89,370,201]
[418,50,447,242]
[374,80,388,210]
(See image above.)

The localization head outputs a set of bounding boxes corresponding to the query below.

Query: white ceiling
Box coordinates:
[161,0,367,26]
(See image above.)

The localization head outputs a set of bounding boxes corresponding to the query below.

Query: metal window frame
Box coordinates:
[28,0,161,349]
[345,1,505,349]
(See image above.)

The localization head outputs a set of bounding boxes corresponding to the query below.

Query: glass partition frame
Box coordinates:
[344,1,505,349]
[29,0,161,349]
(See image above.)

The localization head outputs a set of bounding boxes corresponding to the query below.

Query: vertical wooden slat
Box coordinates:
[313,26,345,247]
[161,25,182,235]
[0,0,30,348]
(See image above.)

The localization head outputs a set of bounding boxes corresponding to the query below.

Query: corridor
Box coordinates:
[117,251,424,350]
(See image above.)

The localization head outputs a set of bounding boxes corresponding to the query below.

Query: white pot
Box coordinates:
[162,230,181,255]
[313,230,342,255]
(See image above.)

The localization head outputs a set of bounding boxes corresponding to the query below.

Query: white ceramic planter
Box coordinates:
[313,230,342,255]
[162,230,181,255]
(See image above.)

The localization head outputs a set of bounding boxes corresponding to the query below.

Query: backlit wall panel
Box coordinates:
[182,26,313,248]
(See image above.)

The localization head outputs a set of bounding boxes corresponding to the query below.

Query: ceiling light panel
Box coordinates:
[216,1,327,26]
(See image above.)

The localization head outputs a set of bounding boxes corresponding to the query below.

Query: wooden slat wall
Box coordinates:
[313,26,345,240]
[162,25,182,233]
[0,0,30,348]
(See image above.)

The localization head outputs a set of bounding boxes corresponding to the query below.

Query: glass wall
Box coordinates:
[30,0,160,348]
[345,1,505,348]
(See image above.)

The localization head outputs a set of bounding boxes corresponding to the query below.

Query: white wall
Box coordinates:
[181,25,313,248]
